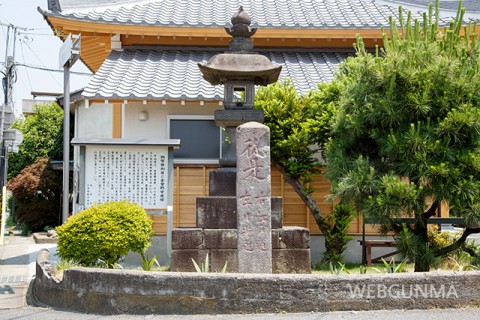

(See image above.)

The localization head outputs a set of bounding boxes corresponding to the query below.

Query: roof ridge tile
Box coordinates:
[48,0,465,30]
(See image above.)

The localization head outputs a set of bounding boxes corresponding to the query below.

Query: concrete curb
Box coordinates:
[33,249,480,315]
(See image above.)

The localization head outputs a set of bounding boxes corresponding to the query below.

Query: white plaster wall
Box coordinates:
[123,101,221,139]
[76,103,112,138]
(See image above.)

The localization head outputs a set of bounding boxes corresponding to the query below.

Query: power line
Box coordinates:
[19,42,32,92]
[18,32,57,37]
[0,26,4,37]
[14,62,92,76]
[23,40,63,88]
[3,23,70,88]
[0,19,32,31]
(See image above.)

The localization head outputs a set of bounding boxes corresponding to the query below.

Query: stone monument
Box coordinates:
[236,122,272,273]
[170,7,311,274]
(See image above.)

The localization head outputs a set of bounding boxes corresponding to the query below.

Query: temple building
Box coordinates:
[39,0,478,262]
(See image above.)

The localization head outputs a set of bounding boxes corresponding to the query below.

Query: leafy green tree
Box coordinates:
[255,79,352,264]
[9,102,63,179]
[325,1,480,271]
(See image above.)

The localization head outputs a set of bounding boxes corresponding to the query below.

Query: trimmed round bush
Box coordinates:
[56,201,153,266]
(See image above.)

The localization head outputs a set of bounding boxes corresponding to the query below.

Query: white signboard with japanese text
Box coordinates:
[84,146,168,209]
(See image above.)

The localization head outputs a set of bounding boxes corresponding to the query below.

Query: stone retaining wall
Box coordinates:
[33,249,480,315]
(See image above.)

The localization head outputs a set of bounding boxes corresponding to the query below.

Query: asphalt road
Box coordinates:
[0,307,480,320]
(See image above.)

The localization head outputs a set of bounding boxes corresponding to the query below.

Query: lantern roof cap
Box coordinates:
[199,7,281,86]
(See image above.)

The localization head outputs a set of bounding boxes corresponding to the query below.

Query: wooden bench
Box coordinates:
[358,240,398,266]
[360,217,464,265]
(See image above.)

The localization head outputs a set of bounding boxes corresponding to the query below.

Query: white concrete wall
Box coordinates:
[22,99,55,115]
[76,103,112,139]
[74,100,221,139]
[123,101,221,139]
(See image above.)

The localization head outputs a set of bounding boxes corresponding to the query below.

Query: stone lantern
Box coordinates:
[199,6,281,168]
[170,8,310,274]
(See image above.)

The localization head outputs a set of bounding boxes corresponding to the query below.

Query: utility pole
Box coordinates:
[0,23,26,186]
[1,24,22,188]
[0,25,23,245]
[0,56,13,185]
[59,34,80,224]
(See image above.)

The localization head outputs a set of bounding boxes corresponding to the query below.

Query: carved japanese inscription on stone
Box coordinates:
[85,146,168,209]
[236,122,272,273]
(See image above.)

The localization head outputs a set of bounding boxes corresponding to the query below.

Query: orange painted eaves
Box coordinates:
[47,16,386,40]
[46,15,480,44]
[47,15,388,71]
[81,35,111,72]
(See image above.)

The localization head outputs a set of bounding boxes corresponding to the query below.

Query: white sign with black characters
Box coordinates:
[84,146,168,209]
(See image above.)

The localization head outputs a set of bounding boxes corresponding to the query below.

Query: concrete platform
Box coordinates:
[33,233,58,244]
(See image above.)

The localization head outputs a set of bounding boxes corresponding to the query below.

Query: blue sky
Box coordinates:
[0,0,92,114]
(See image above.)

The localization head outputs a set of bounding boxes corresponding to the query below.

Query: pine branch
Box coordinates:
[462,243,479,258]
[434,227,480,257]
[422,200,439,220]
[273,162,329,233]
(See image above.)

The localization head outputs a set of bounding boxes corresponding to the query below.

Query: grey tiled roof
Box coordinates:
[47,0,430,29]
[82,49,350,101]
[53,0,144,13]
[385,0,480,13]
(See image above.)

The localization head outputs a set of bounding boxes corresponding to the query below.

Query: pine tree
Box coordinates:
[325,0,480,271]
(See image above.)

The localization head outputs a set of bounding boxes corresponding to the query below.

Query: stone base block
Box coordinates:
[205,229,237,249]
[171,248,311,274]
[273,249,311,274]
[279,227,310,249]
[271,229,280,249]
[197,197,237,229]
[197,197,283,229]
[209,168,237,196]
[172,226,305,250]
[271,197,283,228]
[210,249,238,273]
[172,228,204,249]
[170,249,209,272]
[204,229,284,249]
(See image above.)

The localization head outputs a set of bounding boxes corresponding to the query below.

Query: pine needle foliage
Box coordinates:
[323,204,354,264]
[325,0,480,271]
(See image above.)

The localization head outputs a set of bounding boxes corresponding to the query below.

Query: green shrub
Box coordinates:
[322,203,354,264]
[426,226,478,270]
[7,157,62,231]
[56,201,153,267]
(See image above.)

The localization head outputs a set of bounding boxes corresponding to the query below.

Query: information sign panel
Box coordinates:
[84,146,168,209]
